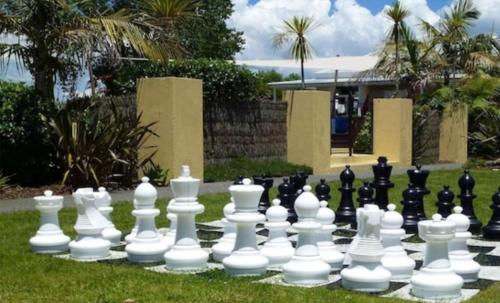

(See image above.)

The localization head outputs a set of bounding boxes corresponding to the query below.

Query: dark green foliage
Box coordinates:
[142,162,169,187]
[469,106,500,159]
[412,105,431,164]
[255,70,283,99]
[0,171,10,190]
[0,81,59,185]
[353,112,372,153]
[204,157,313,182]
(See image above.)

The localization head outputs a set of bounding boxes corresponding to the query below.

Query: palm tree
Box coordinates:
[384,0,409,95]
[273,16,319,89]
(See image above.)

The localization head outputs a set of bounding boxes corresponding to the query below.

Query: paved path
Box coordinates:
[0,163,462,213]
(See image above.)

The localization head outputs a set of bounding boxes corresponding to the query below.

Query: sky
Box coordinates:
[230,0,500,60]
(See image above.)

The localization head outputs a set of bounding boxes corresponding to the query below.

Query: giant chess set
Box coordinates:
[29,157,500,301]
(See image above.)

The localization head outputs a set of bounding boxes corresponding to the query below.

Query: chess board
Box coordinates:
[55,221,500,302]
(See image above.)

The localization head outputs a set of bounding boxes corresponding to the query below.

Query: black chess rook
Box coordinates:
[401,184,420,233]
[407,164,430,221]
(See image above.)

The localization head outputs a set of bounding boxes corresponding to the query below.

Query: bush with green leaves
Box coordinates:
[0,81,59,185]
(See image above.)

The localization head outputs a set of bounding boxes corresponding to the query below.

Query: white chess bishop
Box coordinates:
[315,201,344,270]
[380,204,415,279]
[69,191,111,259]
[260,199,294,267]
[211,198,236,262]
[126,177,168,263]
[282,186,331,284]
[223,178,269,276]
[94,187,122,246]
[341,204,391,292]
[164,166,209,271]
[446,206,480,282]
[30,190,70,253]
[410,214,463,299]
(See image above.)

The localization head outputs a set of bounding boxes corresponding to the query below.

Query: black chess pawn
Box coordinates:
[253,175,274,214]
[436,185,455,218]
[401,184,420,233]
[371,156,395,210]
[458,170,482,234]
[233,176,244,185]
[483,188,500,240]
[357,181,374,207]
[315,179,331,204]
[335,165,357,225]
[407,164,430,221]
[277,178,297,223]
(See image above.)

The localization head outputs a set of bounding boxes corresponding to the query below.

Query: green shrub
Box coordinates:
[0,81,59,185]
[469,106,500,159]
[353,112,372,153]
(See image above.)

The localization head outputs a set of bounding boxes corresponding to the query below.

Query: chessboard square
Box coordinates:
[478,266,500,281]
[54,251,127,262]
[402,242,426,252]
[486,246,500,257]
[383,284,480,302]
[196,220,224,229]
[145,262,223,275]
[256,273,341,288]
[468,238,500,248]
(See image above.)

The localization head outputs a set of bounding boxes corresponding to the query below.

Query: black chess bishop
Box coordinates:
[335,165,356,225]
[458,170,482,234]
[371,156,394,210]
[482,188,500,240]
[253,175,274,214]
[436,185,455,218]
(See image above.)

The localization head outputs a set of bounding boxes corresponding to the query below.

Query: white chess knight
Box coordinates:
[380,204,415,279]
[341,204,391,292]
[211,198,236,262]
[282,186,331,284]
[30,190,70,253]
[163,199,177,247]
[260,199,294,267]
[411,214,463,299]
[315,201,344,270]
[126,177,168,263]
[69,191,111,259]
[94,187,122,246]
[164,166,209,271]
[446,206,480,282]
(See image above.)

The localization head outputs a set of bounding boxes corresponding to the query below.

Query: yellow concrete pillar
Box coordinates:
[439,103,468,164]
[373,98,413,166]
[284,90,331,174]
[136,77,204,180]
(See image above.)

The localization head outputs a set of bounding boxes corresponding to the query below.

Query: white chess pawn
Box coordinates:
[126,177,168,263]
[30,190,70,253]
[260,199,294,267]
[212,199,236,262]
[163,199,177,247]
[282,186,331,284]
[380,204,415,279]
[95,187,122,246]
[69,193,111,259]
[411,214,463,299]
[315,201,344,270]
[446,206,480,282]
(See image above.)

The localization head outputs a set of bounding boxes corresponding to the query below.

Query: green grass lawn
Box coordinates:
[0,169,499,302]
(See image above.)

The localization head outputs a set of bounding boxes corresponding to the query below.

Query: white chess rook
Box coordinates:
[212,199,236,262]
[164,166,208,271]
[341,204,391,292]
[223,178,269,276]
[282,186,331,284]
[315,201,344,270]
[447,206,480,282]
[260,199,294,267]
[95,187,122,246]
[30,190,70,253]
[380,204,415,279]
[410,214,464,299]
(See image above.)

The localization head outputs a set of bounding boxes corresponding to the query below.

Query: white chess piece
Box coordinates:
[69,193,111,259]
[164,166,209,271]
[126,177,168,263]
[223,178,269,276]
[380,204,415,279]
[315,201,344,270]
[125,178,158,243]
[211,198,236,262]
[163,199,177,247]
[95,187,122,246]
[447,206,480,282]
[260,199,294,267]
[282,186,331,284]
[341,204,391,292]
[411,214,463,299]
[30,190,70,253]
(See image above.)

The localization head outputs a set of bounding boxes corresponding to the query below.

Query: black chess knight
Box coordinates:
[483,188,500,240]
[335,165,356,224]
[371,156,394,210]
[458,170,482,234]
[277,178,297,223]
[401,184,420,233]
[407,164,430,221]
[253,175,274,214]
[436,185,455,218]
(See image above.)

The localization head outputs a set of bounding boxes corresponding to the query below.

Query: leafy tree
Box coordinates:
[272,16,319,89]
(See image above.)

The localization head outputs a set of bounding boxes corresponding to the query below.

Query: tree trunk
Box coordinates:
[300,57,305,90]
[395,24,400,96]
[33,68,55,100]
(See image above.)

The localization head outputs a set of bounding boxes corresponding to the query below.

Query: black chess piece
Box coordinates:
[315,179,331,204]
[407,164,430,221]
[357,181,374,207]
[253,175,274,214]
[371,156,394,210]
[436,185,455,218]
[277,178,297,223]
[458,170,482,234]
[401,184,420,233]
[483,188,500,240]
[290,171,309,199]
[335,165,357,225]
[233,176,244,185]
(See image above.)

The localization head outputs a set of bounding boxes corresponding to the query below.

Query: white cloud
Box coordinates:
[229,0,500,60]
